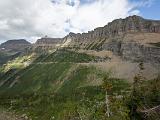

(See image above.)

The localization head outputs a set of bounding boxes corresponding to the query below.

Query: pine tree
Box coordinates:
[130,62,145,120]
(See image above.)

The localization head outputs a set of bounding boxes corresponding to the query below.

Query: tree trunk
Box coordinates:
[105,91,110,117]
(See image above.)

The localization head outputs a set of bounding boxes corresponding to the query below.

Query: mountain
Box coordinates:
[0,16,159,120]
[64,15,160,64]
[29,15,160,64]
[64,15,160,42]
[0,39,31,52]
[0,39,31,65]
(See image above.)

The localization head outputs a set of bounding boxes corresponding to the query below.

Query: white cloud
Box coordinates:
[0,0,152,43]
[132,0,155,7]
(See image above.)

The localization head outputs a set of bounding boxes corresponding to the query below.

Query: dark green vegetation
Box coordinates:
[149,42,160,47]
[0,51,20,65]
[127,77,160,120]
[127,63,160,120]
[0,49,159,120]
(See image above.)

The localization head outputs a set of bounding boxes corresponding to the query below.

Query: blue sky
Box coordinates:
[137,0,160,20]
[0,0,159,43]
[80,0,160,19]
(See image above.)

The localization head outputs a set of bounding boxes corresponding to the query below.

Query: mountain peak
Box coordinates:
[0,39,31,51]
[1,39,31,45]
[127,15,143,19]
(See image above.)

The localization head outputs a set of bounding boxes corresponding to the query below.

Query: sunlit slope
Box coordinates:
[0,49,103,95]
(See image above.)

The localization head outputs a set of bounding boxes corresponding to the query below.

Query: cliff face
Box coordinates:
[0,39,31,52]
[65,15,160,42]
[120,42,160,63]
[34,37,63,49]
[63,15,160,63]
[35,37,63,45]
[101,30,160,63]
[33,37,63,52]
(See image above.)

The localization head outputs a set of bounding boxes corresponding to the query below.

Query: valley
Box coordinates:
[0,15,160,120]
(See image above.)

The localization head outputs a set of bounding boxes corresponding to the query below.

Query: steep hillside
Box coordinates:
[0,48,132,120]
[0,49,102,94]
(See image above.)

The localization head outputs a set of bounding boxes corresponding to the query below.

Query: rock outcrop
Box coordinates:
[35,37,63,45]
[33,37,63,52]
[102,36,160,63]
[34,37,63,49]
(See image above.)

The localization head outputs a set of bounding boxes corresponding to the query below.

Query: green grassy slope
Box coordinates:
[0,49,158,120]
[0,49,131,120]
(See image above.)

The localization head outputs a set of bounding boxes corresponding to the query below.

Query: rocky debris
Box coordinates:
[0,39,31,52]
[21,114,29,120]
[0,108,29,120]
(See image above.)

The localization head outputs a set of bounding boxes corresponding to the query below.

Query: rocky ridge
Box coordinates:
[63,15,160,63]
[64,15,160,41]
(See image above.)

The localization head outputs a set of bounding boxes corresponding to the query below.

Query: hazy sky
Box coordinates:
[0,0,159,43]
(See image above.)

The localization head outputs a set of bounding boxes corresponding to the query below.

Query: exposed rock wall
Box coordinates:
[33,37,63,52]
[35,37,63,45]
[103,41,160,63]
[64,15,160,64]
[64,15,160,42]
[122,42,160,63]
